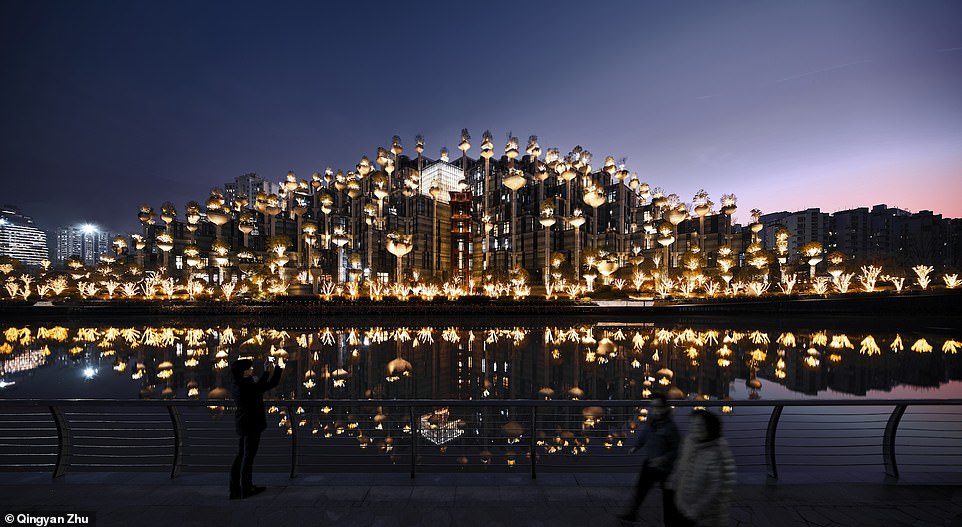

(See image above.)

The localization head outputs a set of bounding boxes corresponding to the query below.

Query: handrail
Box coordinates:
[766,405,783,479]
[167,405,184,478]
[286,403,297,479]
[1,399,958,481]
[883,404,908,478]
[49,405,70,478]
[4,398,961,408]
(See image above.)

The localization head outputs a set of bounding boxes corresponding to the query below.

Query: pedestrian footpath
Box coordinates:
[0,471,959,527]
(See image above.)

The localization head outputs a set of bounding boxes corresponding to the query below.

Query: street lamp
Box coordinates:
[212,239,230,284]
[503,167,526,269]
[802,242,824,280]
[184,201,201,242]
[415,135,425,194]
[527,135,543,201]
[331,225,349,282]
[692,190,712,254]
[430,181,441,276]
[282,171,298,219]
[319,191,334,249]
[665,203,688,269]
[479,131,494,271]
[356,156,373,274]
[206,189,231,241]
[111,236,127,268]
[363,200,377,276]
[386,230,413,283]
[720,193,737,255]
[539,199,556,290]
[303,220,318,286]
[237,210,255,249]
[160,202,177,231]
[750,208,763,245]
[266,193,282,236]
[558,160,577,220]
[155,232,174,271]
[131,233,146,267]
[137,204,155,234]
[569,208,586,282]
[656,220,675,274]
[183,242,201,270]
[582,180,606,249]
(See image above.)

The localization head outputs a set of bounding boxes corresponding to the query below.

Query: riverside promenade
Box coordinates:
[1,470,960,527]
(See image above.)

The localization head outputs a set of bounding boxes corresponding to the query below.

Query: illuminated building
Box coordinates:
[449,190,473,279]
[418,161,462,203]
[55,223,111,265]
[0,205,49,267]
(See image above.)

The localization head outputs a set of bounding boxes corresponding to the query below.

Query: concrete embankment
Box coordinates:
[0,291,958,330]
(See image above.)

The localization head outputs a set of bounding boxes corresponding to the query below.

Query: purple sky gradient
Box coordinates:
[1,0,960,232]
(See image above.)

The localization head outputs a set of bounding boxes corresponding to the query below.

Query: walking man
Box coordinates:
[229,356,284,499]
[619,393,681,524]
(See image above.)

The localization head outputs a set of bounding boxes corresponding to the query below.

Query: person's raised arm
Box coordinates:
[259,358,283,392]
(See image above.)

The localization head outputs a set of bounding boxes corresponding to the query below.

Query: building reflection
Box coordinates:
[1,323,959,402]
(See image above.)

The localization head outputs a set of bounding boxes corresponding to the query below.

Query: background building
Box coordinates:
[223,173,280,209]
[760,208,831,260]
[0,205,49,267]
[55,224,111,265]
[761,204,960,268]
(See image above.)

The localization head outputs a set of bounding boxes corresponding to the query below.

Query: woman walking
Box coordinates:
[670,410,737,527]
[619,394,681,524]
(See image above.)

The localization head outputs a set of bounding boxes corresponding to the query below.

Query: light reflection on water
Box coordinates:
[2,322,959,401]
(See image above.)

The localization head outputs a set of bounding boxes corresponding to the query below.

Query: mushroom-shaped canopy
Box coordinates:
[502,169,526,191]
[208,387,229,400]
[582,406,604,419]
[502,421,524,437]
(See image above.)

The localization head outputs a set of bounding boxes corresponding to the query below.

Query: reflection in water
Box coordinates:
[1,324,960,401]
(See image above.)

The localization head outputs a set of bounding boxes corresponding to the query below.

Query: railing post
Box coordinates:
[530,405,537,479]
[288,404,298,479]
[883,404,907,478]
[50,405,70,478]
[766,405,783,479]
[167,404,184,478]
[409,405,417,479]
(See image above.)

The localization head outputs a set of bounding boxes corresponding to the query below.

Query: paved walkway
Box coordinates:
[1,471,960,527]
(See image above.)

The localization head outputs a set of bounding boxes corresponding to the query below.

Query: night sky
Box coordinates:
[2,0,960,234]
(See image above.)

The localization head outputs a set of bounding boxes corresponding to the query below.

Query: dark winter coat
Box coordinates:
[231,366,282,435]
[633,413,681,470]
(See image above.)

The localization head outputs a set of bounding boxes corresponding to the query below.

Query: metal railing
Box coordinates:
[1,399,959,480]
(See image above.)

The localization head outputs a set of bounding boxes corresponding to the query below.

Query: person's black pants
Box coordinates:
[230,432,261,493]
[626,463,685,525]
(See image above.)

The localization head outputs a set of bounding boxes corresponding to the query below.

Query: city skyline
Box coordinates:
[2,1,961,233]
